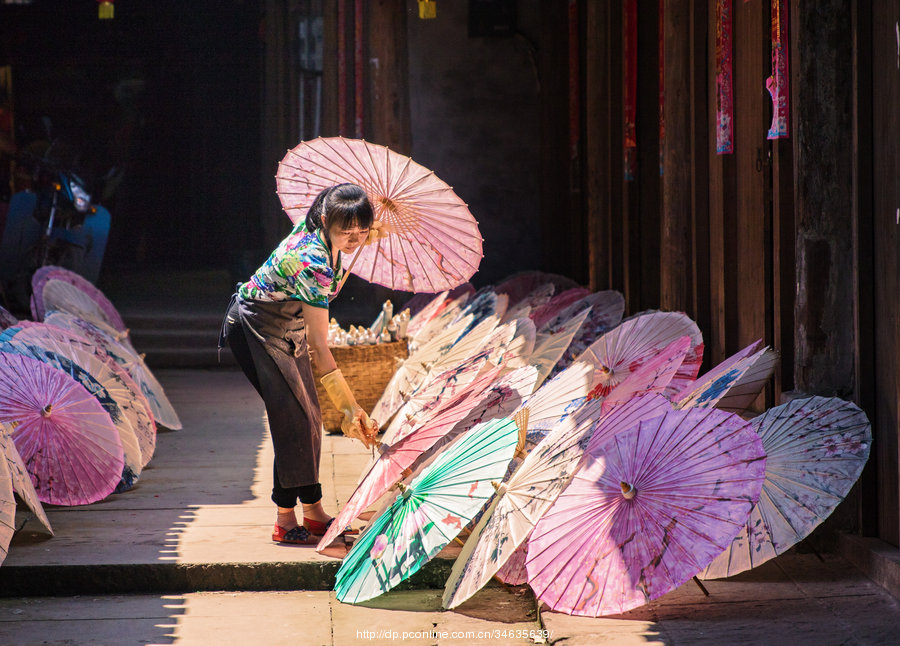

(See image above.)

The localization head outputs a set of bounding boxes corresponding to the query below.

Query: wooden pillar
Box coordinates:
[367,0,411,154]
[584,0,616,290]
[660,0,693,313]
[791,0,855,396]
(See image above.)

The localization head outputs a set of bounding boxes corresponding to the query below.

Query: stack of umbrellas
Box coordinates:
[0,266,181,564]
[323,269,871,618]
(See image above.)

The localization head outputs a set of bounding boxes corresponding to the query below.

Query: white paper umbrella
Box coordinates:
[36,278,129,335]
[404,291,448,339]
[43,310,181,430]
[0,446,15,565]
[504,317,537,369]
[547,290,627,379]
[407,292,470,353]
[371,314,474,426]
[675,340,777,414]
[529,307,592,389]
[700,396,871,579]
[576,309,704,400]
[0,422,52,535]
[31,266,128,331]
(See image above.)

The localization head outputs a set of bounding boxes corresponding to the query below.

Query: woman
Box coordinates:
[222,183,383,544]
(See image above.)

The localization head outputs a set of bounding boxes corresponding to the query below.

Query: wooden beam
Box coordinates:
[366,0,411,154]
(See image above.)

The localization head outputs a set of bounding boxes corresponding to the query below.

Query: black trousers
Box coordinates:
[225,300,323,507]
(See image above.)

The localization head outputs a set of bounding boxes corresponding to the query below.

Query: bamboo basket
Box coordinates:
[313,339,409,432]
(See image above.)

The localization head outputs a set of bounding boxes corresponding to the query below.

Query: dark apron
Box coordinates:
[220,293,322,489]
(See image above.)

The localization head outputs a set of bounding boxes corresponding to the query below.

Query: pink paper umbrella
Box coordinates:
[276,137,482,293]
[31,266,127,332]
[596,336,691,412]
[576,310,704,400]
[0,352,124,506]
[317,365,507,550]
[526,405,766,617]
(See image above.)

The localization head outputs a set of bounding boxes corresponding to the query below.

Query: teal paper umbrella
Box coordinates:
[333,416,519,604]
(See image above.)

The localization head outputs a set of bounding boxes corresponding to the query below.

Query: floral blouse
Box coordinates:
[239,222,343,307]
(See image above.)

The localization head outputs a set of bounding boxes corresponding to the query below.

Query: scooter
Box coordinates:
[0,142,111,308]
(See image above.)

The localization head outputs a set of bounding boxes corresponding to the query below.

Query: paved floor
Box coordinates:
[1,369,899,645]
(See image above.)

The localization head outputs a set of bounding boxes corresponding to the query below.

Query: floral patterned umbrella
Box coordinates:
[674,340,778,415]
[528,307,593,388]
[333,416,520,603]
[0,422,52,535]
[526,406,766,616]
[529,287,591,329]
[494,270,580,307]
[501,283,558,324]
[575,309,704,400]
[0,352,124,506]
[404,291,449,339]
[406,291,470,354]
[442,392,673,609]
[546,290,626,379]
[276,136,482,293]
[700,396,871,580]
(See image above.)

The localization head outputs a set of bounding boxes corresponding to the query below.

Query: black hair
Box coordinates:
[304,183,374,232]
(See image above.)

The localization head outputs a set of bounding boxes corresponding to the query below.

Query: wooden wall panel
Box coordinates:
[732,1,769,363]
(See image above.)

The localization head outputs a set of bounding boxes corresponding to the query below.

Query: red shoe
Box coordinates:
[303,517,359,537]
[272,524,318,544]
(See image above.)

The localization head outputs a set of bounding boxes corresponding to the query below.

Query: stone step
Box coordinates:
[140,345,236,369]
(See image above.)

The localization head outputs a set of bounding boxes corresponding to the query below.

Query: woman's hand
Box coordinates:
[365,219,394,245]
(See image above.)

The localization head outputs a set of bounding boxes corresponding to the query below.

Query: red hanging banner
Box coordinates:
[715,0,734,154]
[766,0,789,139]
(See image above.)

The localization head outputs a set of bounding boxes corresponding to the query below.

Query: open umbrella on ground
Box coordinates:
[576,310,704,400]
[0,422,52,535]
[0,352,124,506]
[406,291,471,353]
[529,287,592,329]
[43,310,182,430]
[674,340,777,413]
[404,291,449,339]
[32,278,130,340]
[0,324,148,488]
[31,266,127,332]
[526,405,766,616]
[333,416,520,604]
[276,136,482,293]
[700,395,871,580]
[0,446,15,565]
[442,392,674,609]
[501,283,560,324]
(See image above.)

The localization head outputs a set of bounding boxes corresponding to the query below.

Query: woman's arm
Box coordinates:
[302,302,337,374]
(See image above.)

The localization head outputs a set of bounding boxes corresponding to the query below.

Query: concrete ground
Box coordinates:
[1,369,900,645]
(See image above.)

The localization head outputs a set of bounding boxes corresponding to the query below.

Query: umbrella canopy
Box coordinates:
[501,283,561,324]
[0,323,148,486]
[404,291,449,339]
[526,406,766,616]
[333,416,520,604]
[0,422,52,535]
[0,446,14,565]
[406,290,471,354]
[700,396,871,580]
[31,266,127,332]
[442,392,674,609]
[276,136,482,293]
[529,287,592,329]
[0,352,124,506]
[44,310,182,430]
[545,291,626,379]
[674,340,777,414]
[576,310,704,400]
